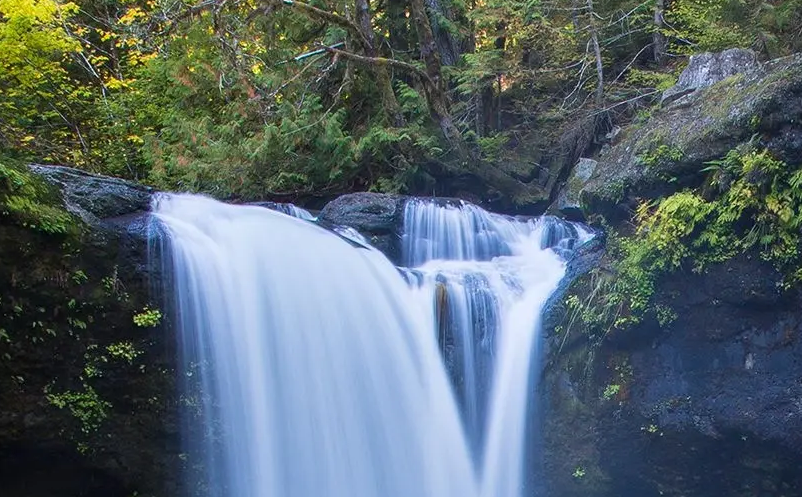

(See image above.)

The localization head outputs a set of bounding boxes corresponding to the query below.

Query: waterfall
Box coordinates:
[155,194,591,497]
[401,199,592,494]
[248,200,316,220]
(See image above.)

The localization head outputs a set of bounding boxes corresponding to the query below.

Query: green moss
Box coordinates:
[0,159,78,235]
[638,143,684,169]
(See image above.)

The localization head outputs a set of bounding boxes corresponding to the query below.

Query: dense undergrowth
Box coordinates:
[3,0,802,205]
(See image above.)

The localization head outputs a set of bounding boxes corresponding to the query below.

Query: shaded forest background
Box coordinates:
[2,0,801,208]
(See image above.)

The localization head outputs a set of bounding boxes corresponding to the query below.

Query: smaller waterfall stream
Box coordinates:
[401,199,592,494]
[155,194,591,497]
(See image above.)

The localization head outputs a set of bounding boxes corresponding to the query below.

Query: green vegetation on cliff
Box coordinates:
[565,143,802,336]
[0,159,77,234]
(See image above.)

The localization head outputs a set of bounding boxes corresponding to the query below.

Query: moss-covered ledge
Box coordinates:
[566,52,802,219]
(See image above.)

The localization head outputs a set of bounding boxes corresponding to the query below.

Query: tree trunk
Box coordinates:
[354,0,405,126]
[409,0,470,158]
[424,0,462,66]
[653,0,668,65]
[587,0,604,106]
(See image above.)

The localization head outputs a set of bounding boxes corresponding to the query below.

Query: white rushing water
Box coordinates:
[154,194,591,497]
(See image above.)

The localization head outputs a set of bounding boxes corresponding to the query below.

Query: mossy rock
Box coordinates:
[571,52,802,220]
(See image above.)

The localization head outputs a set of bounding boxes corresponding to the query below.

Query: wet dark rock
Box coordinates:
[318,192,406,233]
[318,192,408,262]
[542,252,802,497]
[1,166,180,497]
[541,231,605,336]
[29,165,153,223]
[566,52,802,220]
[247,201,317,219]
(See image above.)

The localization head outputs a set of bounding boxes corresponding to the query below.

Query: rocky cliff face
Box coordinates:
[542,253,802,497]
[0,165,180,497]
[542,50,802,497]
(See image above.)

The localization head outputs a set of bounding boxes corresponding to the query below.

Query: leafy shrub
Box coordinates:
[133,307,162,327]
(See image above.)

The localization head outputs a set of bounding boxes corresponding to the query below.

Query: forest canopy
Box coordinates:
[1,0,800,205]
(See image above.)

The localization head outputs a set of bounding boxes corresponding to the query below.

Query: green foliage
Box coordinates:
[1,0,800,202]
[0,160,75,234]
[133,306,162,327]
[106,341,142,363]
[477,133,511,162]
[71,269,88,285]
[46,383,111,434]
[641,423,661,434]
[602,384,621,400]
[665,0,754,54]
[566,145,802,336]
[625,69,677,92]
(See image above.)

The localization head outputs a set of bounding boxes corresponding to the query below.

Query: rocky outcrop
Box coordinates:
[562,52,802,219]
[318,192,408,262]
[0,166,180,497]
[543,49,802,497]
[550,158,597,221]
[661,48,761,106]
[29,165,153,222]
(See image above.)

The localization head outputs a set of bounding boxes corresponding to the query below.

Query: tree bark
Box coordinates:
[653,0,668,65]
[409,0,470,159]
[353,0,405,126]
[424,0,462,66]
[587,0,604,106]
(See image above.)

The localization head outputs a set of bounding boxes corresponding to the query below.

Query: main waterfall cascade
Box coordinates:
[154,194,592,497]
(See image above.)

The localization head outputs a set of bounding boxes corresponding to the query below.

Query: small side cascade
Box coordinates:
[401,198,592,492]
[249,201,316,220]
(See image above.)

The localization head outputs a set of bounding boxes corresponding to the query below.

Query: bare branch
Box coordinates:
[318,45,435,86]
[277,0,369,48]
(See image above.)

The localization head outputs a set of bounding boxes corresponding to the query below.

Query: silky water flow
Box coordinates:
[153,194,592,497]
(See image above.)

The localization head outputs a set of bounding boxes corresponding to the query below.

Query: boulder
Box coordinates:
[541,252,802,497]
[318,192,408,262]
[29,165,153,223]
[550,158,598,221]
[661,48,761,106]
[567,52,802,220]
